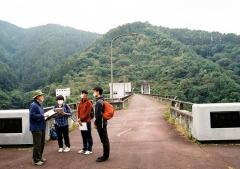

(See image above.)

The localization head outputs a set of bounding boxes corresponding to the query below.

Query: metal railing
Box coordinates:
[143,94,193,132]
[105,94,133,110]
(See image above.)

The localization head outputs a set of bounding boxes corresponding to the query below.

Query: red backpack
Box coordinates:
[102,101,115,120]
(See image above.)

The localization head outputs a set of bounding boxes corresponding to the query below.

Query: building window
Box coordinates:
[0,118,22,133]
[113,91,118,95]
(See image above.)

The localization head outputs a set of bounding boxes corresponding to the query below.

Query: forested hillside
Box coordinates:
[45,22,240,104]
[1,21,240,109]
[166,28,240,77]
[0,20,100,108]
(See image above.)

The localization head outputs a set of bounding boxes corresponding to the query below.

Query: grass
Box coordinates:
[163,110,197,143]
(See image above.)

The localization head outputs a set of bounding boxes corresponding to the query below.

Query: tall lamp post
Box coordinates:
[110,33,138,99]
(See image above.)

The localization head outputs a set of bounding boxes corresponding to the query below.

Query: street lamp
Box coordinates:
[110,33,139,99]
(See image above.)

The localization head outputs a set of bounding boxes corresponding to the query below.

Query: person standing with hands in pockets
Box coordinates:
[93,86,110,162]
[77,90,94,155]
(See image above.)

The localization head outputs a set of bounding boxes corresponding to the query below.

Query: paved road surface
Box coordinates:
[1,94,240,169]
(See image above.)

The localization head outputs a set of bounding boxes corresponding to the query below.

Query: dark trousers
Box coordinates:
[55,125,70,148]
[31,131,45,163]
[97,127,110,159]
[81,122,93,151]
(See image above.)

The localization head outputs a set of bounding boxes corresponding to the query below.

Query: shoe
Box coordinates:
[41,158,47,162]
[34,161,44,166]
[96,157,108,162]
[77,149,85,154]
[58,148,63,153]
[63,147,70,152]
[84,150,92,155]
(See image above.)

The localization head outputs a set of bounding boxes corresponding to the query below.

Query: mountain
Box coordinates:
[46,22,240,104]
[164,28,240,77]
[0,21,25,56]
[0,20,100,109]
[1,21,240,109]
[0,20,101,91]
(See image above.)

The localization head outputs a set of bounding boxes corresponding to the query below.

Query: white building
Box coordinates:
[141,83,150,94]
[0,109,33,145]
[109,82,132,99]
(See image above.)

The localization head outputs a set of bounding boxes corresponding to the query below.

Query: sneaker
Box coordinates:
[63,147,70,152]
[84,150,93,155]
[77,149,85,154]
[41,157,47,162]
[58,148,63,153]
[34,161,44,166]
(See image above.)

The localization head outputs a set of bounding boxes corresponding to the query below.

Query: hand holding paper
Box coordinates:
[44,109,57,120]
[78,122,88,131]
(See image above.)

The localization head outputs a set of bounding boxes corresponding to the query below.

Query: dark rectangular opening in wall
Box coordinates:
[210,111,240,128]
[0,118,22,133]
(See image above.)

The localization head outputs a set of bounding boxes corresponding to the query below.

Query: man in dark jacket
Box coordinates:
[93,86,110,162]
[29,90,47,166]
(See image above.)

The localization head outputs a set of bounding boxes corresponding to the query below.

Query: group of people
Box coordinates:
[29,86,110,166]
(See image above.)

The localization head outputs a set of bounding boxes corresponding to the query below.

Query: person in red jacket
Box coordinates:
[77,90,93,155]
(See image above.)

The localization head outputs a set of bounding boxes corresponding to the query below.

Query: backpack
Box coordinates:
[50,128,58,140]
[90,108,94,119]
[90,101,94,119]
[102,101,115,120]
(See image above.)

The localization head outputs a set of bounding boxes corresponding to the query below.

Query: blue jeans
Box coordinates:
[81,122,93,151]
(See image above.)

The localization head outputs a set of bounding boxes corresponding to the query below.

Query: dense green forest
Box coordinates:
[165,28,240,77]
[0,20,100,108]
[0,21,240,109]
[45,22,240,104]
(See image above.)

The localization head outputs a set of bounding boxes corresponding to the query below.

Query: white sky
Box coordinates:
[0,0,239,34]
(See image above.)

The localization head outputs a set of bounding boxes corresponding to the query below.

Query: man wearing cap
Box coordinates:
[29,90,48,166]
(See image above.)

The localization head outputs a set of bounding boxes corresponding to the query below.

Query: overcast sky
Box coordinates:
[0,0,239,34]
